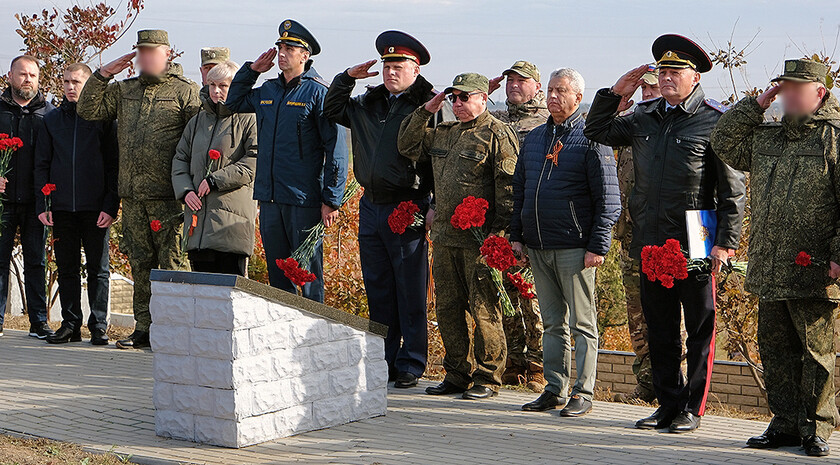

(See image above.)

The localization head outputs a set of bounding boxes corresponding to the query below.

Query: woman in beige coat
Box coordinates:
[172,60,257,275]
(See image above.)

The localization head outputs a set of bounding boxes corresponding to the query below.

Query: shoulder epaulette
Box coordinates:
[636,97,660,106]
[312,76,329,88]
[703,98,728,113]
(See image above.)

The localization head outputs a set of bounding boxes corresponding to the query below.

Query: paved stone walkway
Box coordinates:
[0,328,838,464]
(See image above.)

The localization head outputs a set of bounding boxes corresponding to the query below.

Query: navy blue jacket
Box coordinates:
[0,88,55,205]
[226,61,348,208]
[510,109,620,256]
[34,99,119,217]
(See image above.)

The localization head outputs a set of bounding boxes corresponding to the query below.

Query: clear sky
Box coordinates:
[1,0,839,103]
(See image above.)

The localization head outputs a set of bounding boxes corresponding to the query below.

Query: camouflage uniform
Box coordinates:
[492,91,548,388]
[711,60,840,440]
[399,74,519,390]
[78,30,201,332]
[614,145,654,400]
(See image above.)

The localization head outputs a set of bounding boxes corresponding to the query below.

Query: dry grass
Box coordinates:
[1,315,135,341]
[0,434,133,465]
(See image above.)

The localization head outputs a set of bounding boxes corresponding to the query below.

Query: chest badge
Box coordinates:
[546,139,563,166]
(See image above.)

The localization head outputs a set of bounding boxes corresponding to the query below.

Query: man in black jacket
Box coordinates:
[0,55,55,339]
[324,31,448,389]
[35,63,119,345]
[585,34,746,433]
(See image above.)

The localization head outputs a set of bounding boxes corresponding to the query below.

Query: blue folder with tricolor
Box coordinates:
[685,210,717,259]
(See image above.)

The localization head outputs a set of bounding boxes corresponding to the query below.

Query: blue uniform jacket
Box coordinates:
[226,61,348,208]
[510,109,620,256]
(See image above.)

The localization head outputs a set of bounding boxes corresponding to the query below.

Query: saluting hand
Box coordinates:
[756,83,782,110]
[612,64,649,99]
[100,52,136,79]
[348,60,379,79]
[487,75,504,95]
[424,91,447,114]
[250,48,277,73]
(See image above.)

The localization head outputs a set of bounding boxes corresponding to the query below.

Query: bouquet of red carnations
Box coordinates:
[388,200,425,234]
[450,196,517,316]
[641,238,746,288]
[276,178,361,292]
[508,268,536,299]
[0,134,23,234]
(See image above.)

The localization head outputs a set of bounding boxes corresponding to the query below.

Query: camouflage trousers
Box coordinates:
[121,199,189,332]
[433,244,507,390]
[503,273,543,367]
[620,250,654,396]
[758,299,839,439]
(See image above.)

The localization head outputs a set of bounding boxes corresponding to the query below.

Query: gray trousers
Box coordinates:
[530,248,598,400]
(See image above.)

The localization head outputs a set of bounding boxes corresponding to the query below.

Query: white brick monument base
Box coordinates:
[148,270,388,448]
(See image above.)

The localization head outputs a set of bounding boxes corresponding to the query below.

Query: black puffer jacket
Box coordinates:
[0,88,54,204]
[34,98,119,217]
[324,72,448,204]
[584,84,746,259]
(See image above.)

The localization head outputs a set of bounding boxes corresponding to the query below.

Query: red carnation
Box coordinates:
[208,149,221,160]
[641,238,689,289]
[150,220,162,232]
[41,183,56,196]
[480,235,518,271]
[795,251,812,267]
[388,201,421,234]
[450,196,489,230]
[507,271,536,299]
[276,257,316,287]
[0,134,8,139]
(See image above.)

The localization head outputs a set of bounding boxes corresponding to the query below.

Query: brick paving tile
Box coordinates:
[2,328,840,464]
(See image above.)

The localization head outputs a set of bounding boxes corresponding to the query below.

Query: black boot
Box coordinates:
[425,380,466,396]
[803,435,831,457]
[669,411,701,433]
[46,325,82,344]
[636,406,677,429]
[522,391,564,412]
[746,429,800,449]
[116,330,150,349]
[89,328,109,346]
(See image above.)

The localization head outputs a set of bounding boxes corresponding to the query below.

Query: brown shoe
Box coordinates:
[501,359,527,385]
[614,386,656,404]
[525,361,547,393]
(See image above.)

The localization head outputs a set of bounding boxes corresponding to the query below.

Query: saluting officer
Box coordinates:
[227,20,348,302]
[324,31,445,389]
[399,73,519,400]
[585,34,746,433]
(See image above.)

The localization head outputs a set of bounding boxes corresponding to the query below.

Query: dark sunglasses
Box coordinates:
[447,92,479,103]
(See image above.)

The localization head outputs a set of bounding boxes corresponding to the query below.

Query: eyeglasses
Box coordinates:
[447,92,479,103]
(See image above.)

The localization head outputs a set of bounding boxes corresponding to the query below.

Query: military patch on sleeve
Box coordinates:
[704,98,729,113]
[501,157,517,175]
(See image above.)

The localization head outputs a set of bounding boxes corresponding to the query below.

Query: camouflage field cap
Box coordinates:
[642,63,659,85]
[771,59,830,84]
[502,60,540,82]
[200,47,230,66]
[444,73,490,94]
[135,29,169,48]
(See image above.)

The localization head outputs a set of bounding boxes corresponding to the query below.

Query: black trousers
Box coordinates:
[639,271,716,416]
[358,194,429,378]
[188,249,247,276]
[52,211,110,332]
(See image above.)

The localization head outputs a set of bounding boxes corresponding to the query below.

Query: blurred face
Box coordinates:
[505,73,540,105]
[658,67,700,105]
[8,59,39,102]
[449,90,487,122]
[200,63,216,85]
[779,80,827,117]
[208,78,231,104]
[640,81,661,101]
[546,76,582,123]
[63,70,90,103]
[276,43,308,73]
[136,45,170,76]
[382,60,419,95]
